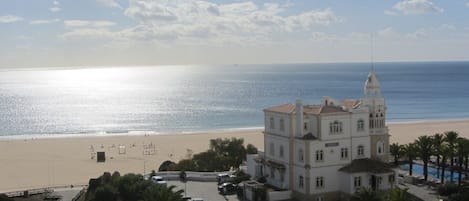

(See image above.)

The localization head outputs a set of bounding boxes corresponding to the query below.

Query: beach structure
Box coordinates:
[247,70,397,201]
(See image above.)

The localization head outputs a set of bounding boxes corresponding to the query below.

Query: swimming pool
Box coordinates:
[400,163,466,181]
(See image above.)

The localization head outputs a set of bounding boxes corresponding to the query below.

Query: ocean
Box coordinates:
[0,61,468,137]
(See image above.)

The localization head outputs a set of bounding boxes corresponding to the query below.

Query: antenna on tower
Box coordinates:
[370,34,375,72]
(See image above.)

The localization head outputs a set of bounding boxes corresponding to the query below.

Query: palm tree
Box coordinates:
[445,131,459,183]
[432,133,444,168]
[390,143,402,165]
[403,143,417,176]
[440,144,451,184]
[456,138,469,187]
[415,136,433,181]
[351,188,381,201]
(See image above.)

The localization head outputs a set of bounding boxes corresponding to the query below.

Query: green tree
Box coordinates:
[445,131,459,183]
[351,188,382,201]
[93,185,117,201]
[433,133,444,168]
[403,143,417,176]
[246,144,258,154]
[390,143,402,165]
[142,185,184,201]
[440,144,451,184]
[385,187,411,201]
[159,160,177,171]
[193,150,228,171]
[210,137,247,169]
[175,159,196,171]
[415,136,433,181]
[455,138,469,186]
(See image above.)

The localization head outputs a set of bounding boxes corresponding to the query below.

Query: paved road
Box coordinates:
[167,181,241,201]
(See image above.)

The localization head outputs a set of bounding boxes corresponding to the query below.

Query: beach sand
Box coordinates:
[1,120,468,192]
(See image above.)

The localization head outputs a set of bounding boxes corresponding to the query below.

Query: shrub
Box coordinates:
[438,183,459,196]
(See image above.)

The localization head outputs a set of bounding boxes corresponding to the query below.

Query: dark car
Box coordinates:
[217,182,238,195]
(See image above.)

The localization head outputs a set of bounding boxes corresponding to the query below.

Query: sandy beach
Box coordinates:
[1,120,468,192]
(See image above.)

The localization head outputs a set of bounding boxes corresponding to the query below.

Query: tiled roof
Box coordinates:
[342,99,361,109]
[339,158,395,174]
[264,104,349,115]
[264,103,296,114]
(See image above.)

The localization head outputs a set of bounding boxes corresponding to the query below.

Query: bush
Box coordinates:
[438,183,459,196]
[0,194,14,201]
[233,170,251,184]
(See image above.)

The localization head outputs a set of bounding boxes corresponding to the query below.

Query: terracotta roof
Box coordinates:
[264,104,349,115]
[342,99,361,109]
[264,103,296,114]
[339,158,395,174]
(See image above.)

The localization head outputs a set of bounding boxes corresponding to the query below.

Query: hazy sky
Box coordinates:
[1,0,469,67]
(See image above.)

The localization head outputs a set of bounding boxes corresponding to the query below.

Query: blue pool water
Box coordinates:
[401,163,466,181]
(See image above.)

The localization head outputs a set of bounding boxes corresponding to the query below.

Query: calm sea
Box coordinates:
[0,61,468,137]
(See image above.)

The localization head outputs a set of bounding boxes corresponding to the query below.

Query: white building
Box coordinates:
[248,70,397,201]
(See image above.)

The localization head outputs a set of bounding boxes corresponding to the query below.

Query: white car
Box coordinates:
[151,176,167,187]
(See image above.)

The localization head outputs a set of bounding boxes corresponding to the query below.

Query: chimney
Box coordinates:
[296,99,303,137]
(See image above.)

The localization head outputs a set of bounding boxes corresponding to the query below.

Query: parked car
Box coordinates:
[151,176,167,187]
[191,198,204,201]
[217,182,238,195]
[217,173,236,184]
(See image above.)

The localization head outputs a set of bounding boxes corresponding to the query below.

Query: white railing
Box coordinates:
[154,171,234,182]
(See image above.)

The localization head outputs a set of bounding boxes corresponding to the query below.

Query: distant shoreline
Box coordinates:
[1,118,468,141]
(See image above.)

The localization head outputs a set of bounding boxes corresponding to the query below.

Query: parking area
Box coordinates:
[167,180,241,201]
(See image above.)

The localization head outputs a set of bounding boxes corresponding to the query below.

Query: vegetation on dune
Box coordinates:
[84,172,183,201]
[158,137,258,172]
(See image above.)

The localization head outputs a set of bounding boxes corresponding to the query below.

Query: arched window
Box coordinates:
[270,143,275,156]
[357,119,364,131]
[357,145,364,157]
[280,145,284,158]
[377,141,384,155]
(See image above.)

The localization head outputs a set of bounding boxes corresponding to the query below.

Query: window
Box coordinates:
[270,168,275,179]
[299,149,304,162]
[357,119,364,131]
[270,117,275,129]
[270,143,275,156]
[299,176,304,188]
[377,141,384,155]
[304,122,308,130]
[316,176,324,188]
[388,174,395,184]
[354,176,362,187]
[279,145,284,158]
[279,119,285,131]
[357,145,364,157]
[280,172,285,183]
[378,176,382,185]
[329,120,343,134]
[316,197,324,201]
[341,148,348,159]
[316,150,324,161]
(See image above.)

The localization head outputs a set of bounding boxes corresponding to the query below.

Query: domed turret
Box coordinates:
[364,71,382,98]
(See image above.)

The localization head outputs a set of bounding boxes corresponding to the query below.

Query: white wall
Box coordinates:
[309,166,342,194]
[265,112,292,137]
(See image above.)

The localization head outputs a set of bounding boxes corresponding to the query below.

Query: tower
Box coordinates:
[362,70,389,162]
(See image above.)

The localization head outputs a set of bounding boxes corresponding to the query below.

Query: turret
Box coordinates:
[296,99,303,137]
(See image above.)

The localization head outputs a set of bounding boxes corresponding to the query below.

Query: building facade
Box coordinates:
[250,71,397,201]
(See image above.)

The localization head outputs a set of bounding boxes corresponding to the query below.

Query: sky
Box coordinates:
[1,0,469,68]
